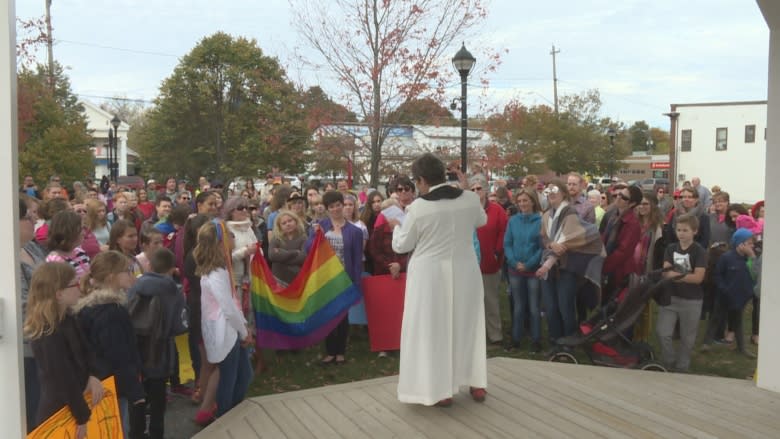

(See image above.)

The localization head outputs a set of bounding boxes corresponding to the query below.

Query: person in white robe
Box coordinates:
[390,153,488,406]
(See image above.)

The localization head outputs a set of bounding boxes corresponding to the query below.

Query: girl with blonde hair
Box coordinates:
[74,251,144,437]
[194,220,253,419]
[25,262,104,438]
[268,209,307,285]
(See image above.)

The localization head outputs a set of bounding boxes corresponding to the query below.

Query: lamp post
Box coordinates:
[607,127,617,180]
[110,115,121,181]
[452,43,476,174]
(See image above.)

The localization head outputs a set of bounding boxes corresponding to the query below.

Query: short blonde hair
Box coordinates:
[272,210,305,241]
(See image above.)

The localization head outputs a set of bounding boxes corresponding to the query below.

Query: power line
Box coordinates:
[56,39,180,58]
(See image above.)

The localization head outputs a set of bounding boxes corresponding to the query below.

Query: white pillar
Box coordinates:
[1,0,28,436]
[119,134,128,176]
[757,0,780,392]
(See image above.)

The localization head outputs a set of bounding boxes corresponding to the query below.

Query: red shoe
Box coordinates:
[435,398,453,407]
[193,409,215,427]
[469,387,487,402]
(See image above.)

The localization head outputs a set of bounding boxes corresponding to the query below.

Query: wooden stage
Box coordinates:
[195,357,780,438]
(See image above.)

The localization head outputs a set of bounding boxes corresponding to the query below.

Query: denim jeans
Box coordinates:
[216,340,253,417]
[119,397,130,438]
[541,268,579,341]
[508,274,541,343]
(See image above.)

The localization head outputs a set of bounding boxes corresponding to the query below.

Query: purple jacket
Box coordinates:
[306,218,364,287]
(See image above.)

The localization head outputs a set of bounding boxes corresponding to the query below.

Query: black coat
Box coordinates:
[32,314,96,425]
[74,289,145,402]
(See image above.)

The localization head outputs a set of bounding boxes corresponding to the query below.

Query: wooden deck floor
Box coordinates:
[195,357,780,438]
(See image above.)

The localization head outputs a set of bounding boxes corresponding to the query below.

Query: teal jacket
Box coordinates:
[504,212,543,273]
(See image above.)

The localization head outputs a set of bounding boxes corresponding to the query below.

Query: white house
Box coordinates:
[81,100,140,179]
[669,100,766,203]
[312,123,498,181]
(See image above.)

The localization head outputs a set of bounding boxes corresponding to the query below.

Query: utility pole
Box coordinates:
[550,44,560,114]
[45,0,55,89]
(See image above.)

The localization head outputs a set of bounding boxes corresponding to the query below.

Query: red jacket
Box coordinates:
[476,201,508,274]
[602,208,641,287]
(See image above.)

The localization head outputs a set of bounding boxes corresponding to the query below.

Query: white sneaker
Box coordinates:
[377,351,388,358]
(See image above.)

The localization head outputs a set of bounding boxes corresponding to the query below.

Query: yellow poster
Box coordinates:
[28,376,122,439]
[175,333,195,383]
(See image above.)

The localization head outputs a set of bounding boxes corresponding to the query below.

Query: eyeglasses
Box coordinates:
[617,193,631,201]
[180,197,190,201]
[248,206,258,211]
[396,187,413,193]
[543,186,560,196]
[235,206,247,211]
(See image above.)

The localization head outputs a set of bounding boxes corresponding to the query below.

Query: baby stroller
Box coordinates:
[548,267,685,371]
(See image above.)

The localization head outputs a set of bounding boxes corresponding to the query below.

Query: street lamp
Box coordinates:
[452,43,476,174]
[110,115,121,181]
[607,127,617,180]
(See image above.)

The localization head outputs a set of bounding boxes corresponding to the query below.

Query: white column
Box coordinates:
[1,0,28,436]
[757,0,780,392]
[119,134,128,176]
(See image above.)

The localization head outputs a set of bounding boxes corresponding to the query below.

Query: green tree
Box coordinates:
[132,32,309,181]
[291,0,492,186]
[18,63,94,186]
[484,89,629,177]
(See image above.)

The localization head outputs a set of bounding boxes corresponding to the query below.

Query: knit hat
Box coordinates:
[731,228,753,248]
[735,214,763,235]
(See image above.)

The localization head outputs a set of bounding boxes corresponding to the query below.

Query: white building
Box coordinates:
[312,123,497,181]
[81,100,140,179]
[669,100,766,203]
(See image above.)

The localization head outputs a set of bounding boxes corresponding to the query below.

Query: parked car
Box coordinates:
[639,178,669,193]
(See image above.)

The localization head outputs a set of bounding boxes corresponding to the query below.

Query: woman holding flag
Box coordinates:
[307,191,364,365]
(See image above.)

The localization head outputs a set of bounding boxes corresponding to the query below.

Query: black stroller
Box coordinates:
[548,267,684,371]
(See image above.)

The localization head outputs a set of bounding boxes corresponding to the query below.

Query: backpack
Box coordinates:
[128,293,165,370]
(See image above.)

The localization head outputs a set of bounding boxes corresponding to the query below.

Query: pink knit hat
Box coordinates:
[736,214,763,235]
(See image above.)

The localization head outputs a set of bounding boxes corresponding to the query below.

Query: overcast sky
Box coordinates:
[16,0,769,129]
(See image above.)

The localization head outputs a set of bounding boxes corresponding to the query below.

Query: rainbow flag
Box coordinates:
[251,230,361,349]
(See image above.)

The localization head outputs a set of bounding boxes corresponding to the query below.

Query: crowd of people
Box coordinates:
[16,163,764,436]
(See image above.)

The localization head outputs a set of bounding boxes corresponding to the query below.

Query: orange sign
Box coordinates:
[651,162,670,169]
[28,377,122,439]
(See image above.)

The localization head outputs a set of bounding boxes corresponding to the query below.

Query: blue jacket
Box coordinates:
[714,249,754,310]
[504,212,543,273]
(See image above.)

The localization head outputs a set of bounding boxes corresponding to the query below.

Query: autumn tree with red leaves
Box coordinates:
[291,0,492,186]
[484,90,629,177]
[18,63,94,185]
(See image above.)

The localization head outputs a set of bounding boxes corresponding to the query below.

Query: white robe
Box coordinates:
[392,184,488,405]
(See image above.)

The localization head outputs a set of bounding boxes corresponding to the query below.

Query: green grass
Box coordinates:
[247,291,758,397]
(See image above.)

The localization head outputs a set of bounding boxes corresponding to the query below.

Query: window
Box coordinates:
[681,129,692,151]
[745,125,756,143]
[716,127,728,151]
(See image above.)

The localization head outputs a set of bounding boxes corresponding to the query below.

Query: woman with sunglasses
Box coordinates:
[536,180,605,342]
[600,185,643,302]
[223,197,259,326]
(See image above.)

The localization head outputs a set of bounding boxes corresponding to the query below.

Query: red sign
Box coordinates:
[651,162,670,169]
